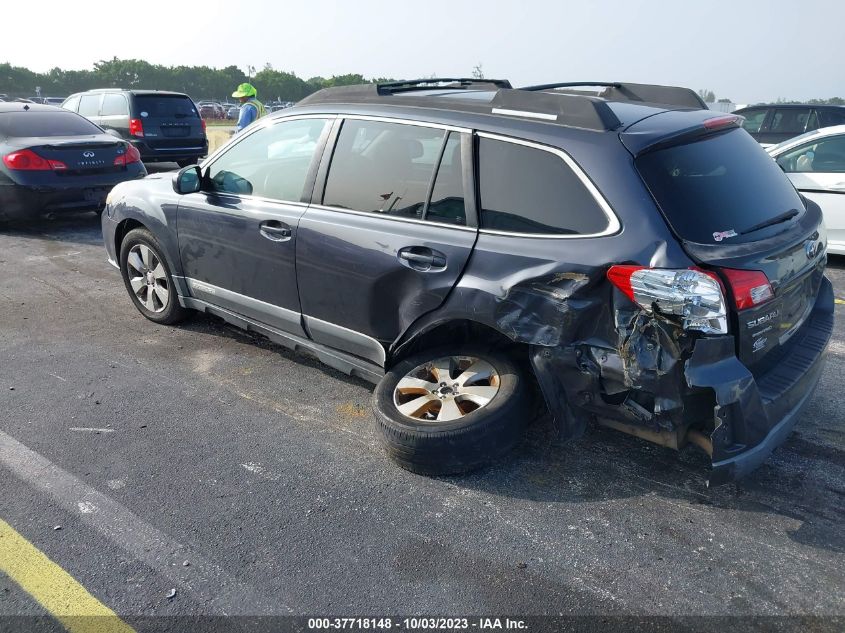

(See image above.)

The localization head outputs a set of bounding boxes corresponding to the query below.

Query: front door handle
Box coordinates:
[259,220,292,242]
[398,246,447,271]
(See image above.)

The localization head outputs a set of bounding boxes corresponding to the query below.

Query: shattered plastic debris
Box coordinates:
[166,588,177,599]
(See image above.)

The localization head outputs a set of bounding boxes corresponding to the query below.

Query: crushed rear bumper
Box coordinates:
[686,276,834,486]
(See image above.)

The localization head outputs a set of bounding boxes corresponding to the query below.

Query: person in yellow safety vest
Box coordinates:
[232,83,266,132]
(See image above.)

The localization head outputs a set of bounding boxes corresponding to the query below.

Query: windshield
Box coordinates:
[636,128,805,244]
[0,111,103,137]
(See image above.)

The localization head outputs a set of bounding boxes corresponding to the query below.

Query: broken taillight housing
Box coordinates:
[607,266,728,334]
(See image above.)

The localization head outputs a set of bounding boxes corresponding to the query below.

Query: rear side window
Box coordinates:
[0,111,102,137]
[819,109,845,127]
[134,95,198,119]
[478,136,609,235]
[739,109,767,133]
[101,94,129,116]
[636,128,805,244]
[323,119,445,219]
[78,94,101,117]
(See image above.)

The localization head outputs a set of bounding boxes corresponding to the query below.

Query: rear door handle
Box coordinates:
[259,220,292,241]
[398,246,447,271]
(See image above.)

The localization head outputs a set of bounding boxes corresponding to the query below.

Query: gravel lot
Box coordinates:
[1,174,843,628]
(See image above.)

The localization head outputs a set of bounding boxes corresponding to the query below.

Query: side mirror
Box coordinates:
[173,165,202,194]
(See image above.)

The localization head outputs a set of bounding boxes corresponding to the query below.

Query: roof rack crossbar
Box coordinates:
[377,78,512,94]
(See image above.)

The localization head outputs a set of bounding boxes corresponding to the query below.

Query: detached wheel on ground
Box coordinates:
[373,347,528,475]
[119,227,188,325]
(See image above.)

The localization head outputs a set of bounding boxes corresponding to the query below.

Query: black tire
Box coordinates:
[373,347,528,475]
[119,227,188,325]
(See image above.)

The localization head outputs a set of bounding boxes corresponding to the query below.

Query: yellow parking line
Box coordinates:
[835,298,845,305]
[0,518,135,633]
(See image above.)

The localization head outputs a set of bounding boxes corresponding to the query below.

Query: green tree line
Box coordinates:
[0,58,394,102]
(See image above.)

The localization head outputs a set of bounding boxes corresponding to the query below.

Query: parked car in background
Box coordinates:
[197,101,225,119]
[768,124,845,255]
[226,105,239,120]
[735,104,845,147]
[63,90,208,167]
[101,78,832,486]
[0,103,146,222]
[44,97,66,106]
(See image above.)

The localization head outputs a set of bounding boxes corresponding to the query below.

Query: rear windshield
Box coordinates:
[636,129,805,244]
[134,95,198,119]
[0,111,103,137]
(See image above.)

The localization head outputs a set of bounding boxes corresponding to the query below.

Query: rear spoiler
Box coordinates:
[620,111,743,156]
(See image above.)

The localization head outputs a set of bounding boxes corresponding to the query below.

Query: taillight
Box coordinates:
[607,265,728,334]
[129,118,144,137]
[3,149,65,171]
[719,268,774,310]
[114,144,142,167]
[200,119,207,132]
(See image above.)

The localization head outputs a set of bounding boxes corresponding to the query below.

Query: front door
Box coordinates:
[177,116,332,336]
[296,118,476,365]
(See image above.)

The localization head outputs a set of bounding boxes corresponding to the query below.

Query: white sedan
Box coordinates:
[767,125,845,255]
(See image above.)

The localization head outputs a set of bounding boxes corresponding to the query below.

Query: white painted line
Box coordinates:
[69,428,115,434]
[0,429,288,615]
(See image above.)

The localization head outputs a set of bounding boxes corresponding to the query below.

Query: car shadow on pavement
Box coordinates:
[0,212,103,247]
[445,411,845,555]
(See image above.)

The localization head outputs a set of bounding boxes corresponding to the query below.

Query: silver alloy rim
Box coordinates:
[393,356,501,422]
[126,244,169,314]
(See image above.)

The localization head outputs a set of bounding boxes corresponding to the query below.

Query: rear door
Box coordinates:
[295,117,476,365]
[132,94,204,155]
[759,108,812,146]
[177,115,332,336]
[776,133,845,252]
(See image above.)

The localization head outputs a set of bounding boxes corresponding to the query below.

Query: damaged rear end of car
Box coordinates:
[516,111,833,486]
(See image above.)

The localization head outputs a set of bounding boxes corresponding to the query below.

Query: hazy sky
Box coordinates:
[4,0,843,103]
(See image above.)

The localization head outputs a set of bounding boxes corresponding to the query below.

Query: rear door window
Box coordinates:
[769,108,811,135]
[323,119,445,219]
[477,136,610,235]
[636,128,805,244]
[426,132,466,226]
[78,94,101,117]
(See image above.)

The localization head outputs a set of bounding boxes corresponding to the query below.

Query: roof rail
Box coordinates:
[377,78,513,94]
[521,81,707,110]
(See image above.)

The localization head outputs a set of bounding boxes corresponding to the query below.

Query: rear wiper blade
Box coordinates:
[740,208,800,236]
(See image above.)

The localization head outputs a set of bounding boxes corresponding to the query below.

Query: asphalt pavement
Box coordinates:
[1,176,843,629]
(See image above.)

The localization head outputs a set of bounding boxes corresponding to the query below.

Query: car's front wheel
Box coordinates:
[119,228,188,325]
[373,347,527,475]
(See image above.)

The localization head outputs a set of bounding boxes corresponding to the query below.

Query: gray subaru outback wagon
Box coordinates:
[101,79,834,486]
